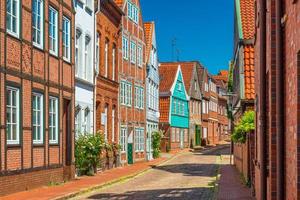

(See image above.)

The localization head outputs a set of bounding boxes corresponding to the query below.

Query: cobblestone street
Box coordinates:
[72,146,230,200]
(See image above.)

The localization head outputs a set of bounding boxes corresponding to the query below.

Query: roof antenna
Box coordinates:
[176,48,180,62]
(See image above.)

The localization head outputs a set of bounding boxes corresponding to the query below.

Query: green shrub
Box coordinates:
[75,133,105,176]
[231,111,255,143]
[152,130,163,158]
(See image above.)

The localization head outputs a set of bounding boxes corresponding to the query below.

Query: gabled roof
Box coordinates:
[235,0,255,40]
[213,70,229,85]
[144,22,155,63]
[159,64,178,93]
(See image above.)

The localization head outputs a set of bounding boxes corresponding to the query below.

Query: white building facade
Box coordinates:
[74,0,95,136]
[145,22,160,160]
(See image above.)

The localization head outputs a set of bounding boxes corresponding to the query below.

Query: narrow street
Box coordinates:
[72,146,230,200]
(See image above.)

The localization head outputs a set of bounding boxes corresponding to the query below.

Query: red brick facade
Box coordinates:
[0,0,75,196]
[95,0,122,144]
[116,0,146,163]
[254,0,300,199]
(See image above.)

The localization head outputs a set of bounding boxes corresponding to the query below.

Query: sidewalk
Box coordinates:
[1,149,190,200]
[217,155,254,200]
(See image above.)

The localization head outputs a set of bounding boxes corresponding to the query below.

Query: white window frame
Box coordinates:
[120,127,127,152]
[49,7,58,55]
[84,35,91,80]
[112,45,116,81]
[122,36,128,60]
[75,29,82,76]
[63,16,71,62]
[135,128,144,152]
[104,104,108,141]
[104,40,109,78]
[130,41,136,64]
[120,81,132,107]
[75,106,82,137]
[95,33,100,74]
[32,92,44,144]
[112,107,115,142]
[137,45,142,67]
[6,86,20,145]
[32,0,44,49]
[49,96,59,144]
[6,0,20,37]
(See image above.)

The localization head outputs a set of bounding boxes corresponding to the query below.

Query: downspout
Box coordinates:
[276,0,284,199]
[259,0,267,199]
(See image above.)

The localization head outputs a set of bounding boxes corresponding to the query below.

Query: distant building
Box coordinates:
[144,22,160,160]
[208,77,219,145]
[159,63,189,151]
[198,67,210,145]
[74,0,96,136]
[115,0,147,164]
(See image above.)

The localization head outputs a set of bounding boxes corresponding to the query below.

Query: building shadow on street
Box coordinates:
[86,187,215,200]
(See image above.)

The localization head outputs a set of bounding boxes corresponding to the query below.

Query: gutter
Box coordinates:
[259,0,267,199]
[276,0,284,198]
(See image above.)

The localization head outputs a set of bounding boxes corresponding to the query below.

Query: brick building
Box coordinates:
[208,77,219,145]
[198,66,209,145]
[254,0,300,199]
[0,0,75,195]
[115,0,146,164]
[95,0,123,145]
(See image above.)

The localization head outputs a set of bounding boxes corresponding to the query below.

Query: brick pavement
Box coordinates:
[217,155,255,200]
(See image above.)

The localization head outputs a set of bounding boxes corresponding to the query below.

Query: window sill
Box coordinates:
[33,143,45,147]
[49,50,58,58]
[49,142,59,146]
[63,57,71,64]
[33,42,44,51]
[7,143,21,148]
[7,31,20,40]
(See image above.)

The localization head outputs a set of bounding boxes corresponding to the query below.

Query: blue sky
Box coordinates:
[140,0,234,75]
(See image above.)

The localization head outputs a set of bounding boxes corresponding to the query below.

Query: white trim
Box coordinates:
[32,0,44,49]
[49,6,58,56]
[6,86,20,145]
[63,16,71,62]
[49,96,59,144]
[32,92,44,145]
[6,0,20,38]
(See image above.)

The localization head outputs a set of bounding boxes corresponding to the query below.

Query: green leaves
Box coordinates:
[231,111,255,143]
[75,132,105,176]
[152,130,163,158]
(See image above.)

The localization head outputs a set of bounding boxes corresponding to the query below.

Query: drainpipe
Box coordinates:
[276,0,284,199]
[259,0,267,199]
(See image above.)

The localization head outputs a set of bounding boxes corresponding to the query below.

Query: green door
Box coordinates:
[195,125,201,146]
[127,143,133,164]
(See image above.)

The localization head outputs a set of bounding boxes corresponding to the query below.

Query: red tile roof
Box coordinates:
[159,63,178,93]
[144,22,154,63]
[240,0,255,39]
[179,63,195,94]
[114,0,123,7]
[244,45,255,99]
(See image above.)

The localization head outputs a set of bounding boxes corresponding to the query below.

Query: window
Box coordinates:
[75,29,82,76]
[135,128,144,152]
[83,107,90,133]
[203,127,207,138]
[6,0,20,37]
[130,41,136,64]
[105,40,108,77]
[120,127,127,152]
[178,82,182,91]
[75,106,81,137]
[84,35,91,79]
[63,17,71,61]
[122,36,128,59]
[95,33,100,74]
[32,0,44,48]
[128,1,139,24]
[205,83,208,92]
[6,87,20,145]
[49,7,58,55]
[120,81,132,106]
[85,0,93,10]
[112,45,116,80]
[49,97,58,144]
[32,93,43,144]
[137,45,142,67]
[112,107,115,142]
[135,86,144,109]
[104,104,108,141]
